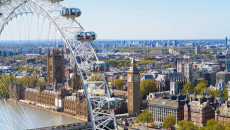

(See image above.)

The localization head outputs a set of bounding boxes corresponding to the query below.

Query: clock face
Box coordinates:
[134,75,139,82]
[128,76,132,82]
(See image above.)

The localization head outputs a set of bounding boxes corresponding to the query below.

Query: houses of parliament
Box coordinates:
[9,49,89,121]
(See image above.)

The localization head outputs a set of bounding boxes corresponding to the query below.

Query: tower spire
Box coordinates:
[73,64,77,75]
[27,82,29,88]
[47,47,50,57]
[54,79,58,92]
[130,52,137,67]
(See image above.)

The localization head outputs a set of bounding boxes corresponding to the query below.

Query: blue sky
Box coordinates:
[1,0,230,40]
[60,0,230,40]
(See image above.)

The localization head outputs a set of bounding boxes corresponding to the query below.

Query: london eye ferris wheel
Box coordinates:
[0,0,121,129]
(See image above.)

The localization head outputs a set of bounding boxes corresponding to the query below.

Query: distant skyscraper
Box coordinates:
[167,41,170,47]
[195,40,201,54]
[172,40,177,47]
[226,49,230,72]
[38,47,42,54]
[195,44,201,54]
[226,37,228,49]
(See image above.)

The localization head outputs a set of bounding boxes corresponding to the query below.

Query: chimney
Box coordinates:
[214,99,217,104]
[207,100,210,105]
[225,101,229,107]
[198,98,202,104]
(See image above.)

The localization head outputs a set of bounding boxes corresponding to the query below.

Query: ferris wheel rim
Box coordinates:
[0,0,118,129]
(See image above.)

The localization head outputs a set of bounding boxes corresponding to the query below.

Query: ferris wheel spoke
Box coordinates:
[0,77,34,129]
[0,0,120,129]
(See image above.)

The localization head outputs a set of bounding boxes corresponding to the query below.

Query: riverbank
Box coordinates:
[0,100,85,129]
[7,99,87,122]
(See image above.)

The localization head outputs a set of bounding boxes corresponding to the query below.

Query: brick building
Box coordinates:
[215,101,230,124]
[184,91,216,126]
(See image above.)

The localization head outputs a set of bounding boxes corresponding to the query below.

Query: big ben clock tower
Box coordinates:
[127,56,141,116]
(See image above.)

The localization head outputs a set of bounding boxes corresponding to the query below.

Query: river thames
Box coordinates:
[0,100,84,130]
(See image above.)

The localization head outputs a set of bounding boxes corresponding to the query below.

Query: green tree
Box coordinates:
[202,119,224,130]
[40,80,47,85]
[197,127,205,130]
[162,65,169,68]
[136,111,154,123]
[212,90,220,98]
[178,120,198,130]
[0,85,9,98]
[103,60,130,68]
[182,82,195,94]
[224,123,230,130]
[138,60,155,64]
[162,115,176,129]
[211,88,228,100]
[18,76,39,87]
[111,79,125,90]
[90,75,103,81]
[195,80,208,95]
[140,79,157,99]
[141,54,156,60]
[0,75,17,98]
[223,88,228,100]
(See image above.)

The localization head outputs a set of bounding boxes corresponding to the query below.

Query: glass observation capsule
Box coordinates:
[48,0,63,2]
[89,61,110,73]
[75,31,96,42]
[98,98,121,111]
[60,7,81,18]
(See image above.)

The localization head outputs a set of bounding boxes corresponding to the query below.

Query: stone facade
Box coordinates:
[148,90,217,125]
[111,90,128,114]
[184,63,192,82]
[64,93,89,121]
[170,80,178,95]
[47,48,65,86]
[70,65,81,93]
[127,57,140,116]
[177,60,192,82]
[22,82,89,121]
[9,83,24,101]
[177,60,184,73]
[155,75,169,92]
[24,85,57,108]
[148,91,188,123]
